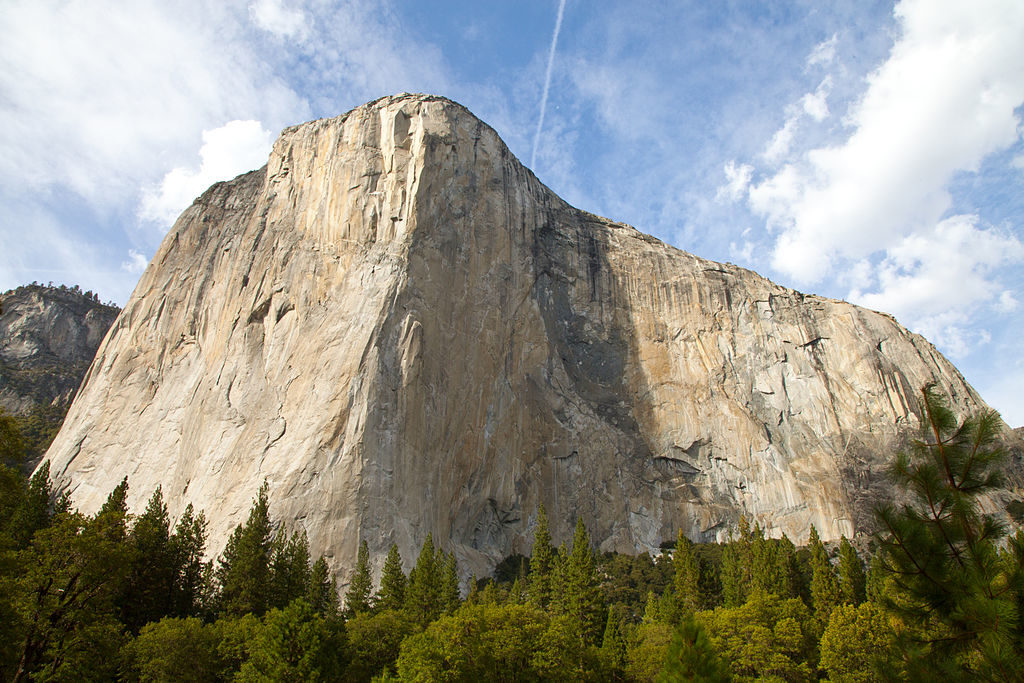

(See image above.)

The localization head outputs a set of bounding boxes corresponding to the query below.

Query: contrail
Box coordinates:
[530,0,566,171]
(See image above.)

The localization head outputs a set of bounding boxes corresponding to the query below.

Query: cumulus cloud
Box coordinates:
[717,161,754,202]
[753,0,1024,284]
[141,120,274,227]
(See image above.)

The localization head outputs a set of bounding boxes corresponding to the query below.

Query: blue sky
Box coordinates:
[1,0,1023,425]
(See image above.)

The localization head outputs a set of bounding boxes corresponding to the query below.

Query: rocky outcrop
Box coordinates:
[41,94,1023,583]
[1,284,119,465]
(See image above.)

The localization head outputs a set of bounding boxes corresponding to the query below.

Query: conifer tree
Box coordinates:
[672,530,700,613]
[528,504,556,609]
[555,518,605,645]
[720,515,753,606]
[600,609,627,675]
[9,462,52,548]
[345,539,374,615]
[657,613,731,683]
[807,525,840,628]
[269,528,312,609]
[837,536,866,606]
[121,486,176,632]
[375,543,406,612]
[307,556,339,615]
[406,532,442,624]
[875,384,1024,679]
[441,551,460,613]
[169,503,210,618]
[217,482,273,616]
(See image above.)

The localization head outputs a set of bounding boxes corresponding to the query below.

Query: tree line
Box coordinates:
[0,384,1021,680]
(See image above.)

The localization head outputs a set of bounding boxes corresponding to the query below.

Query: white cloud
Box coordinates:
[995,290,1018,313]
[806,34,838,68]
[249,0,309,40]
[763,118,799,163]
[742,0,1024,284]
[120,249,149,274]
[800,77,832,122]
[141,120,274,227]
[717,161,754,202]
[849,215,1024,353]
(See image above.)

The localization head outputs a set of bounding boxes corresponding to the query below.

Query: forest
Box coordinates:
[0,385,1021,682]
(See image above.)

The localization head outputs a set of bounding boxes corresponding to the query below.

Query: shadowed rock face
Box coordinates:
[41,94,1022,583]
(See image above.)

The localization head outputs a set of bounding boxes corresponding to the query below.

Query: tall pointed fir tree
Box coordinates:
[406,533,442,624]
[807,525,840,629]
[268,528,311,609]
[673,530,701,613]
[441,551,460,613]
[345,540,373,616]
[120,486,176,632]
[307,556,339,615]
[875,384,1024,680]
[528,504,556,609]
[217,482,273,616]
[169,503,210,618]
[721,515,754,606]
[375,543,406,612]
[555,517,605,646]
[837,536,866,606]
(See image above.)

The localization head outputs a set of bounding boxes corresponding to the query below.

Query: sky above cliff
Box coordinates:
[1,0,1023,424]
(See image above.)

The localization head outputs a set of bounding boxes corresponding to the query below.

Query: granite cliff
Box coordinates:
[1,284,119,466]
[41,94,1023,582]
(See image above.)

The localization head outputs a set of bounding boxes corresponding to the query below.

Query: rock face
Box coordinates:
[1,284,119,465]
[42,94,1022,582]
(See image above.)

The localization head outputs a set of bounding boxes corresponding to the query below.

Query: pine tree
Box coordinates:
[672,530,700,613]
[375,543,407,612]
[837,536,866,606]
[555,518,605,646]
[9,461,52,548]
[600,609,627,675]
[169,503,210,618]
[807,525,840,629]
[120,486,177,632]
[528,504,556,609]
[656,613,731,683]
[875,384,1024,679]
[720,515,753,606]
[269,528,312,609]
[306,556,339,615]
[345,539,374,616]
[441,551,460,613]
[406,533,442,624]
[217,482,273,616]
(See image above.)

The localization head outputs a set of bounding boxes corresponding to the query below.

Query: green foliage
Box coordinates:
[217,482,273,617]
[307,556,339,616]
[169,503,213,619]
[268,527,312,610]
[406,532,444,625]
[0,409,26,467]
[837,536,866,606]
[121,616,223,682]
[874,384,1024,680]
[344,609,418,681]
[7,461,53,548]
[698,589,817,682]
[626,622,674,682]
[552,517,605,646]
[237,598,347,682]
[396,602,587,682]
[807,525,840,629]
[672,530,700,614]
[441,550,460,613]
[121,486,177,632]
[528,503,556,609]
[599,608,627,676]
[375,543,406,612]
[656,613,731,682]
[720,516,753,607]
[345,539,373,616]
[819,602,899,683]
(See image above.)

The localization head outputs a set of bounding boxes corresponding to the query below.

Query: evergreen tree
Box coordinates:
[672,530,700,613]
[554,517,605,646]
[441,551,460,613]
[374,543,406,612]
[345,539,374,616]
[0,408,25,467]
[657,613,731,683]
[720,515,753,606]
[875,384,1024,679]
[837,536,866,606]
[217,482,273,617]
[8,462,52,548]
[406,532,442,624]
[600,609,627,676]
[269,528,311,610]
[528,503,556,609]
[120,486,176,632]
[169,503,211,618]
[307,556,339,615]
[807,525,840,628]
